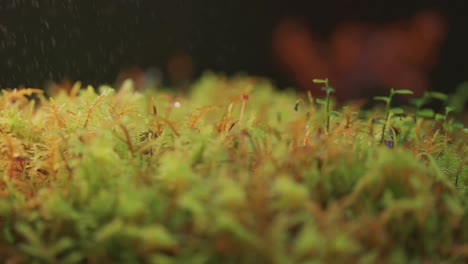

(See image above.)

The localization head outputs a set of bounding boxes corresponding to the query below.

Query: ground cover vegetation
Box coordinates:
[0,73,466,263]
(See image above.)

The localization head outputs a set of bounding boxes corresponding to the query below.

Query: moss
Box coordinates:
[0,74,466,263]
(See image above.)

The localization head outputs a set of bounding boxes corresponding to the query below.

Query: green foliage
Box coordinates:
[373,88,414,144]
[313,78,335,133]
[0,74,466,263]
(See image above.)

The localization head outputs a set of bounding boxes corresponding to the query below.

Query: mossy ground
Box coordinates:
[0,73,466,263]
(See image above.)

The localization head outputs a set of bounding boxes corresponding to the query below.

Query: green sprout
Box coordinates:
[411,91,466,139]
[411,91,448,119]
[313,78,335,133]
[374,88,414,144]
[435,106,465,137]
[449,82,468,119]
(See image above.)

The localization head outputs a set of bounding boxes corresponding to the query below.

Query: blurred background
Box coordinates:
[0,0,467,102]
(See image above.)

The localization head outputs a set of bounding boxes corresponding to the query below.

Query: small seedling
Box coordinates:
[374,88,414,144]
[434,106,466,140]
[313,78,335,133]
[411,91,448,119]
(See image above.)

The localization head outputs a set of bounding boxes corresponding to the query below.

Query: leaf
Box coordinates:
[390,108,404,115]
[149,254,174,264]
[60,251,85,264]
[3,225,14,243]
[94,219,123,242]
[427,91,448,101]
[392,89,414,95]
[445,106,455,114]
[373,96,390,103]
[373,118,384,124]
[293,225,322,256]
[15,223,41,246]
[49,237,74,256]
[416,109,434,118]
[140,225,178,248]
[313,79,328,84]
[450,122,464,129]
[321,86,335,93]
[435,113,445,121]
[217,182,246,207]
[410,98,424,108]
[273,177,308,208]
[18,243,47,260]
[316,98,326,105]
[444,195,464,215]
[333,234,361,253]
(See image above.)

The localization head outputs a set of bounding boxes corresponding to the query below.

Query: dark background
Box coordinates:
[0,0,467,94]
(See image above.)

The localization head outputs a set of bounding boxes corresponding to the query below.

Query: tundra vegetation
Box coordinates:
[0,73,466,263]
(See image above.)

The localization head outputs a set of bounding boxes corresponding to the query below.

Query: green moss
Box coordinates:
[0,74,466,263]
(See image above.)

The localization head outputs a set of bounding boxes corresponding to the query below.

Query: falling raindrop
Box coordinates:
[173,101,181,108]
[42,20,50,30]
[31,0,39,9]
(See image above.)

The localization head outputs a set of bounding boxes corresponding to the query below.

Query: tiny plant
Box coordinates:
[373,88,414,144]
[434,106,465,139]
[313,78,335,133]
[411,91,448,118]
